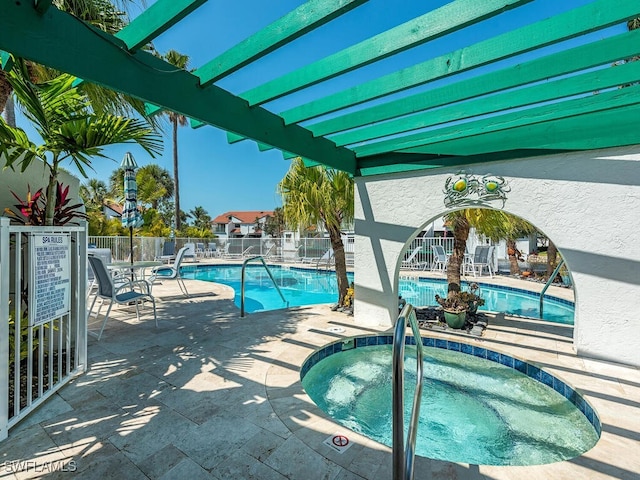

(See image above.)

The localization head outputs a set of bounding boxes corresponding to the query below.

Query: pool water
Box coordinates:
[185,265,574,323]
[302,345,598,466]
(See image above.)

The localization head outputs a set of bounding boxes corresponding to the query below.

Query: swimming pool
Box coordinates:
[301,337,599,466]
[183,265,574,323]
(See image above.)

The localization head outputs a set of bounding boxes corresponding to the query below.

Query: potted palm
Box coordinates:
[435,283,485,329]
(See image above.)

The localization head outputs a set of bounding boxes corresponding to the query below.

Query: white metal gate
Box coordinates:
[0,218,88,441]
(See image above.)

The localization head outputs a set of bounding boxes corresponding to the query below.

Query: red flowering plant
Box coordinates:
[4,182,88,226]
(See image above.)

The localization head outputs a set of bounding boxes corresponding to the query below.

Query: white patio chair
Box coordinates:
[430,245,450,272]
[205,242,219,258]
[183,242,197,262]
[464,245,494,277]
[87,255,157,340]
[149,246,190,297]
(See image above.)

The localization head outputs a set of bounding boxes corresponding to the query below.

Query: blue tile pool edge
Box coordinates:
[300,334,601,438]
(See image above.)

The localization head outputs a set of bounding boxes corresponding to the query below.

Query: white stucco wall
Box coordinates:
[354,146,640,367]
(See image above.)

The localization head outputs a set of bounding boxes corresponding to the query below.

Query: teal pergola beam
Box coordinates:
[115,0,207,52]
[308,29,640,137]
[283,0,640,123]
[0,0,356,174]
[241,0,535,106]
[33,0,53,14]
[195,0,368,87]
[355,84,640,157]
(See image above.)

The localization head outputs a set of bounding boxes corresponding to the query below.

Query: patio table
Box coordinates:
[107,261,162,281]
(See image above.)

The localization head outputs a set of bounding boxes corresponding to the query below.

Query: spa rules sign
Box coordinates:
[29,233,71,326]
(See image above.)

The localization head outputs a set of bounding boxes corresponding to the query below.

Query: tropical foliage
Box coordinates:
[0,0,157,127]
[279,157,354,305]
[263,207,286,237]
[0,59,162,225]
[444,209,537,293]
[189,206,212,231]
[5,182,88,226]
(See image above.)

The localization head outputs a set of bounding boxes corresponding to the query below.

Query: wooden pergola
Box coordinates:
[1,0,639,176]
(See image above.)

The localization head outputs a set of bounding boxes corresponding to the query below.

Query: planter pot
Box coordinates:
[443,310,467,329]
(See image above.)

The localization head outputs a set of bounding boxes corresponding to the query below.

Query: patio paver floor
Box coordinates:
[1,274,638,479]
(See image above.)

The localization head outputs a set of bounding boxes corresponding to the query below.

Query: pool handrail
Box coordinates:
[539,258,565,318]
[240,256,288,317]
[392,303,424,480]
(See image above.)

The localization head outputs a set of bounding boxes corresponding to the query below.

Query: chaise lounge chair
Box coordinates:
[401,245,423,270]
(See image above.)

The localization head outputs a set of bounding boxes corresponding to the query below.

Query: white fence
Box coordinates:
[88,235,353,264]
[401,236,455,269]
[0,218,88,440]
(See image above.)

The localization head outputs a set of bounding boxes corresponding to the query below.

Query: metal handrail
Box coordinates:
[240,256,288,317]
[392,304,424,480]
[539,259,565,318]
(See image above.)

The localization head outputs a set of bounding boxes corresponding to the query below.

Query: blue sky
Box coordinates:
[11,0,620,219]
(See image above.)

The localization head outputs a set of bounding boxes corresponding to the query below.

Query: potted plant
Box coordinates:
[435,283,485,329]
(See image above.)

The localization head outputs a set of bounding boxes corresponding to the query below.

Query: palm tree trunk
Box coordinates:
[446,216,470,295]
[0,71,12,116]
[172,118,181,231]
[546,241,558,277]
[45,172,58,226]
[4,96,16,126]
[327,224,349,305]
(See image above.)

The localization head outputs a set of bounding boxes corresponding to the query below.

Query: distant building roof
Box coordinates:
[104,202,123,216]
[212,211,274,224]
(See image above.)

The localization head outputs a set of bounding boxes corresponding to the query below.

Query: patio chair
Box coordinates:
[195,242,206,258]
[149,246,190,297]
[315,248,335,270]
[464,245,494,277]
[183,242,197,262]
[401,245,423,270]
[87,254,157,340]
[87,247,113,299]
[155,240,176,264]
[263,244,282,262]
[431,245,450,272]
[205,242,219,258]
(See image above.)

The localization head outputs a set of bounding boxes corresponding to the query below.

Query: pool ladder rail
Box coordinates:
[539,258,565,318]
[240,256,289,317]
[392,304,424,480]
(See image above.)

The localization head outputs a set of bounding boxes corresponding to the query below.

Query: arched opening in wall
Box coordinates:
[396,208,575,328]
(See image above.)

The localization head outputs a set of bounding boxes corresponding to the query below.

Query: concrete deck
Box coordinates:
[1,273,638,479]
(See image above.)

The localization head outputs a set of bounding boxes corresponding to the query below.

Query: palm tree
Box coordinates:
[264,207,286,237]
[444,208,534,293]
[0,60,162,225]
[136,164,173,209]
[189,206,212,231]
[79,178,109,212]
[278,157,354,305]
[161,49,190,231]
